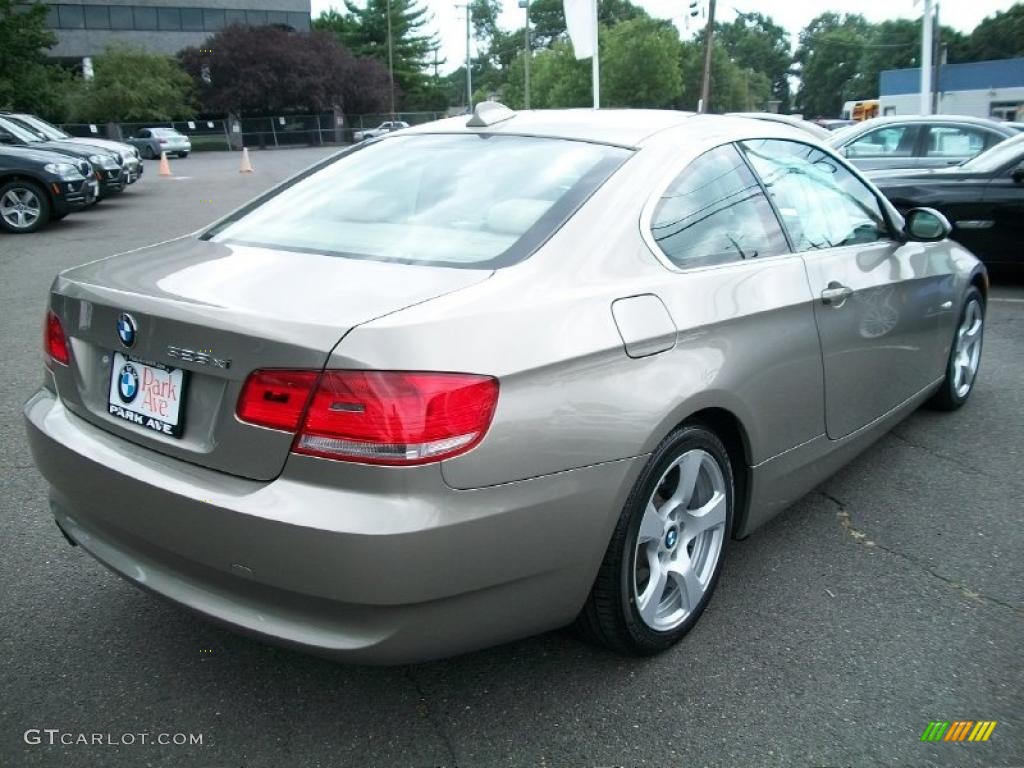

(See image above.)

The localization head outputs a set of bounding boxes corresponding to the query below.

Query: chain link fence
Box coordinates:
[58,111,448,151]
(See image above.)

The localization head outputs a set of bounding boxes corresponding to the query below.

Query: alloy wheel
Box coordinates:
[633,449,727,632]
[0,188,42,231]
[953,299,983,398]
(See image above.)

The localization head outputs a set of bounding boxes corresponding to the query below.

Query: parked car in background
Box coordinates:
[0,146,96,233]
[353,121,410,142]
[126,128,191,159]
[1005,122,1024,134]
[1,113,143,185]
[25,105,988,663]
[726,112,832,140]
[0,116,126,199]
[869,132,1024,268]
[814,119,856,132]
[828,115,1016,171]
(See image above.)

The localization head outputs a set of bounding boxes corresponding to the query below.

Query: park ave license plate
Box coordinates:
[107,352,186,437]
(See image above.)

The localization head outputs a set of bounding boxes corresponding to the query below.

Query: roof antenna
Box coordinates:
[467,101,516,128]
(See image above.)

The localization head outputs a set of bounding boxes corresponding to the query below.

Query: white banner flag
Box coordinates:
[564,0,597,60]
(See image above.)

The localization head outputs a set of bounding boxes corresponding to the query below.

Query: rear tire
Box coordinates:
[0,180,50,234]
[575,423,733,656]
[178,152,189,158]
[927,287,984,411]
[144,145,156,160]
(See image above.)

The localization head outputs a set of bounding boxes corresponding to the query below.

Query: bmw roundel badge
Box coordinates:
[118,363,139,404]
[117,312,137,348]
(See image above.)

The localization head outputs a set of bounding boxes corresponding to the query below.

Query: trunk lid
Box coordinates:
[49,236,491,480]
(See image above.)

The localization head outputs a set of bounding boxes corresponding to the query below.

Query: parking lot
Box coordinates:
[1,148,1021,767]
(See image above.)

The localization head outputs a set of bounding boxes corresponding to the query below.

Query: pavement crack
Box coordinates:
[404,667,459,767]
[886,429,1024,491]
[822,491,1024,618]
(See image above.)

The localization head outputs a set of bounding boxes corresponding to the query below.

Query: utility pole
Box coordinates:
[386,0,395,117]
[699,0,716,113]
[931,2,942,114]
[518,0,531,109]
[920,0,933,115]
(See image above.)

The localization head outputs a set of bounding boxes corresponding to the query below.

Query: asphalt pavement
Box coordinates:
[1,148,1021,768]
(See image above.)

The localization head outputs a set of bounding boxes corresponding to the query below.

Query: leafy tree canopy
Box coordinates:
[0,0,71,118]
[180,25,392,115]
[69,43,194,122]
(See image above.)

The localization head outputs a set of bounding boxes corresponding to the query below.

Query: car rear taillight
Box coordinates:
[158,139,167,144]
[236,370,318,431]
[45,310,69,365]
[237,370,499,465]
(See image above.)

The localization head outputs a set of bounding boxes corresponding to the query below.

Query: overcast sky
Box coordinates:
[310,0,1014,75]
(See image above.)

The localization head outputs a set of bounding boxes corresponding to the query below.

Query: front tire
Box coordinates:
[928,287,984,411]
[0,180,50,234]
[575,424,734,655]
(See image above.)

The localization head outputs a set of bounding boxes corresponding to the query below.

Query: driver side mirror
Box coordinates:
[904,207,952,242]
[0,132,13,144]
[1012,165,1024,184]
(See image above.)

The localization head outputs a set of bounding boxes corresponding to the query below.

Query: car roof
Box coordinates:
[403,108,701,148]
[841,114,1014,131]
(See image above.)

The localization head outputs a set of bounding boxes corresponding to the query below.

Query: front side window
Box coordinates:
[648,144,788,269]
[206,134,629,269]
[845,125,919,158]
[741,139,889,252]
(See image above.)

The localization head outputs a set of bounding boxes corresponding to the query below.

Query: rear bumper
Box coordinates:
[24,388,638,663]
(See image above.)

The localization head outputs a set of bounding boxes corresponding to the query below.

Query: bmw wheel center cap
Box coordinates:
[665,528,679,549]
[117,313,136,348]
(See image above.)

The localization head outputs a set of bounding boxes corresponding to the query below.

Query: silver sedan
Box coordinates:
[25,104,987,663]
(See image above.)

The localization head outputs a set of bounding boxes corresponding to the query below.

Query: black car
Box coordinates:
[0,146,97,233]
[0,115,126,198]
[868,133,1024,267]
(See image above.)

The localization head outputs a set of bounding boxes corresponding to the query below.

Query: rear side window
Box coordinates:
[207,134,629,269]
[924,125,992,157]
[648,144,789,269]
[741,139,888,252]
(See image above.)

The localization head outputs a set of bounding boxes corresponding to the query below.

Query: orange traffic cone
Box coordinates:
[158,151,172,177]
[239,147,254,173]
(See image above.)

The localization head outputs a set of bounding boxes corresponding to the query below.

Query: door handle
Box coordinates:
[821,282,853,307]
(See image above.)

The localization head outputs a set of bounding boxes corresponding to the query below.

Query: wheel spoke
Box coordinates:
[637,551,667,625]
[666,557,703,613]
[667,451,702,512]
[638,501,663,544]
[681,491,727,541]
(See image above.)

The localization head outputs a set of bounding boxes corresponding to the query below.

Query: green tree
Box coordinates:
[69,43,194,122]
[715,12,792,111]
[314,0,440,109]
[0,0,72,118]
[602,18,681,108]
[794,13,872,117]
[527,0,648,48]
[679,40,770,113]
[854,18,920,100]
[964,3,1024,60]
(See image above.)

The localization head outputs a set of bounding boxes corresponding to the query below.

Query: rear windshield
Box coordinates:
[205,134,630,269]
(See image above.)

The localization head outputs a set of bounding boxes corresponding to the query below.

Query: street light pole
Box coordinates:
[386,0,395,117]
[519,0,531,109]
[920,0,933,115]
[699,0,716,113]
[466,4,473,110]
